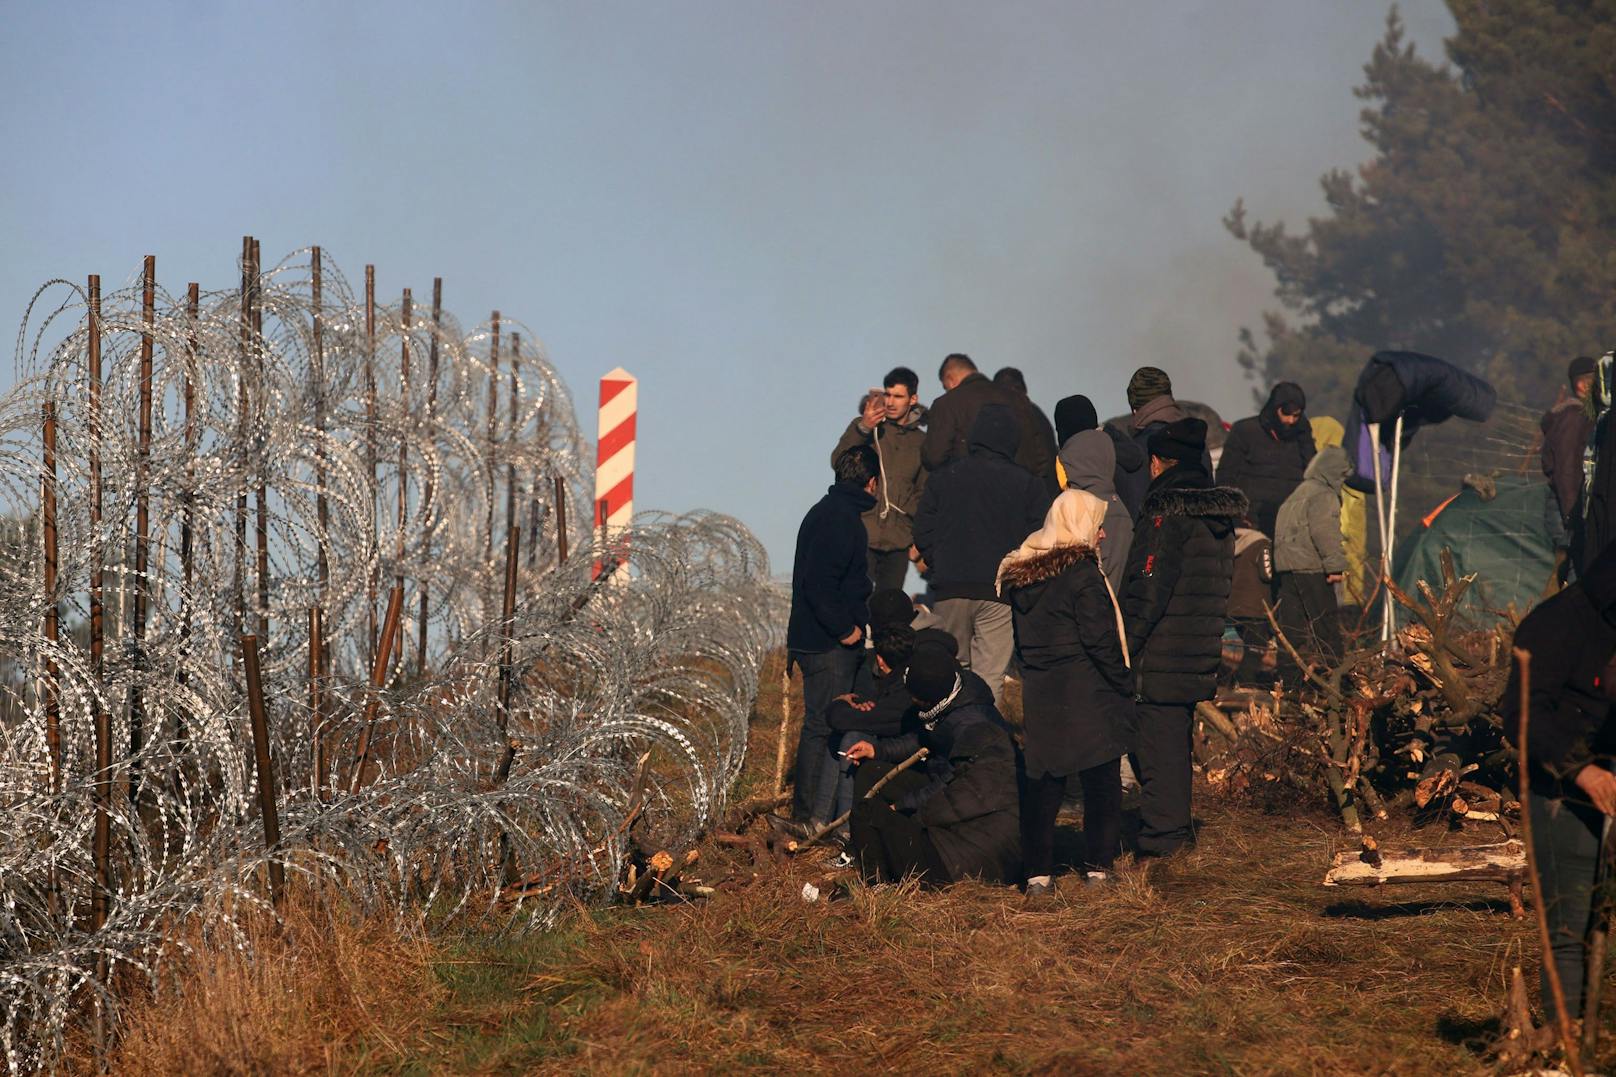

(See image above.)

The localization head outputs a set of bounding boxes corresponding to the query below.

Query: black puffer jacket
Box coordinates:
[786,482,875,653]
[876,687,1022,884]
[1503,545,1616,798]
[1121,466,1246,704]
[1002,545,1133,777]
[1216,383,1315,538]
[913,405,1052,602]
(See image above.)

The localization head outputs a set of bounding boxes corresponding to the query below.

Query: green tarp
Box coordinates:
[1392,475,1556,620]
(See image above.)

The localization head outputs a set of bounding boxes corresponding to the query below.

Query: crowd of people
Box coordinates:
[781,353,1361,894]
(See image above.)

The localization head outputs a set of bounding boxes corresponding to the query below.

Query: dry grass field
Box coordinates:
[98,652,1581,1075]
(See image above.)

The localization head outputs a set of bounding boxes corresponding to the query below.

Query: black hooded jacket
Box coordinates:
[912,404,1053,602]
[1504,546,1616,798]
[875,683,1022,884]
[1216,382,1315,537]
[1121,465,1247,704]
[786,482,876,653]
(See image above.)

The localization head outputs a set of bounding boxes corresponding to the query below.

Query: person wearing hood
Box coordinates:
[912,403,1052,703]
[997,489,1134,895]
[1056,429,1133,593]
[1502,543,1616,1026]
[1272,445,1351,673]
[992,367,1059,492]
[1052,394,1147,509]
[1216,382,1316,539]
[786,444,880,827]
[1117,367,1209,518]
[843,646,1023,886]
[831,366,931,592]
[1121,417,1246,857]
[1226,524,1276,685]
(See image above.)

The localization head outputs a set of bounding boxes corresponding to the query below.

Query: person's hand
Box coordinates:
[1326,573,1344,584]
[839,625,863,647]
[833,693,857,706]
[850,699,875,712]
[844,740,875,763]
[861,394,886,431]
[1577,765,1616,816]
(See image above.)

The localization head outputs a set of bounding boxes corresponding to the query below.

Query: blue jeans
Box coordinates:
[791,647,862,822]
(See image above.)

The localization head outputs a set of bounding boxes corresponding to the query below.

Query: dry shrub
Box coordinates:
[86,888,443,1076]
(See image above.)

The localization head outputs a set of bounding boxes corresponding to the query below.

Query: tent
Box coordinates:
[1392,475,1556,621]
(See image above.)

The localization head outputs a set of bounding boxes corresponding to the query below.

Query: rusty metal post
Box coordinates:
[41,401,59,791]
[350,583,405,793]
[507,332,519,531]
[252,239,269,640]
[128,255,155,803]
[554,474,569,565]
[311,248,330,610]
[242,634,285,907]
[233,236,251,639]
[365,264,378,664]
[310,606,325,799]
[485,312,500,565]
[497,524,521,730]
[180,283,198,671]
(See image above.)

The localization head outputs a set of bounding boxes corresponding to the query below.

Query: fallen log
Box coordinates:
[1323,838,1524,888]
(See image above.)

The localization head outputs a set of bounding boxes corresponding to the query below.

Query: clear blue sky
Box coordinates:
[0,1,1453,570]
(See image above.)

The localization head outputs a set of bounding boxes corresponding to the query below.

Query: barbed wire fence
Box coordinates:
[0,242,784,1072]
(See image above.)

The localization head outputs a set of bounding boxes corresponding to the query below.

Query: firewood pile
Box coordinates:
[1199,549,1525,837]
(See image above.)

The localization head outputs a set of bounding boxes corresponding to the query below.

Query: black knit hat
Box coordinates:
[1127,367,1173,411]
[1053,394,1099,445]
[904,644,960,706]
[1570,356,1598,386]
[913,628,959,658]
[1148,417,1207,463]
[868,588,915,631]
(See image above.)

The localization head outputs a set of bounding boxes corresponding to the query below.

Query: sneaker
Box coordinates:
[766,815,818,841]
[827,851,855,869]
[1024,879,1054,901]
[1083,871,1113,889]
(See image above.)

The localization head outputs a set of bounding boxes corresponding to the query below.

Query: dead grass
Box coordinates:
[101,651,1592,1075]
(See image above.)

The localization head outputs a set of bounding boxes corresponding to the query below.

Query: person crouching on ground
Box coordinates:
[1121,418,1245,858]
[843,646,1022,886]
[997,488,1134,895]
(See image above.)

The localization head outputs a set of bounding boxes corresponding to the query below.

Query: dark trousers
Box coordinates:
[850,761,949,885]
[1131,702,1195,856]
[1276,572,1341,673]
[791,647,861,821]
[1230,617,1271,683]
[867,547,910,593]
[1531,793,1608,1021]
[1022,760,1123,879]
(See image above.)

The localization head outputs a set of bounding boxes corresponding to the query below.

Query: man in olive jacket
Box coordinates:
[1121,417,1246,857]
[831,366,929,592]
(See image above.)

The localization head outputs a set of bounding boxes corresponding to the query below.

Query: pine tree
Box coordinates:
[1229,3,1616,421]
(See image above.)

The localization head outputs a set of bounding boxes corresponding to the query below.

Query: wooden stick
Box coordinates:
[1515,646,1585,1076]
[349,583,406,792]
[242,634,284,907]
[772,659,792,795]
[792,747,929,851]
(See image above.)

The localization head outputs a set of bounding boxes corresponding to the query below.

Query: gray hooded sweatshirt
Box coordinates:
[1057,429,1133,593]
[1273,445,1352,575]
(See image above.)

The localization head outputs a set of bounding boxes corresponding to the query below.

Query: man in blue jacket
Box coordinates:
[788,443,881,825]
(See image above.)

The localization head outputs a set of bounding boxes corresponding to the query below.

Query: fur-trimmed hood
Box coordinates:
[997,543,1098,590]
[1140,483,1249,521]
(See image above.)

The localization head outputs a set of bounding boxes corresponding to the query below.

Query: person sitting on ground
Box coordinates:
[851,587,922,697]
[831,367,930,593]
[1272,445,1351,675]
[815,625,922,837]
[1503,542,1616,1028]
[911,403,1052,704]
[997,488,1133,896]
[844,646,1023,887]
[1225,521,1275,685]
[1216,382,1315,539]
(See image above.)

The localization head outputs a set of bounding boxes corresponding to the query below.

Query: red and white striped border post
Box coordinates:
[594,367,636,580]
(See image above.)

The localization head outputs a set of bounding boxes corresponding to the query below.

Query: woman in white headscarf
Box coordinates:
[997,489,1134,896]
